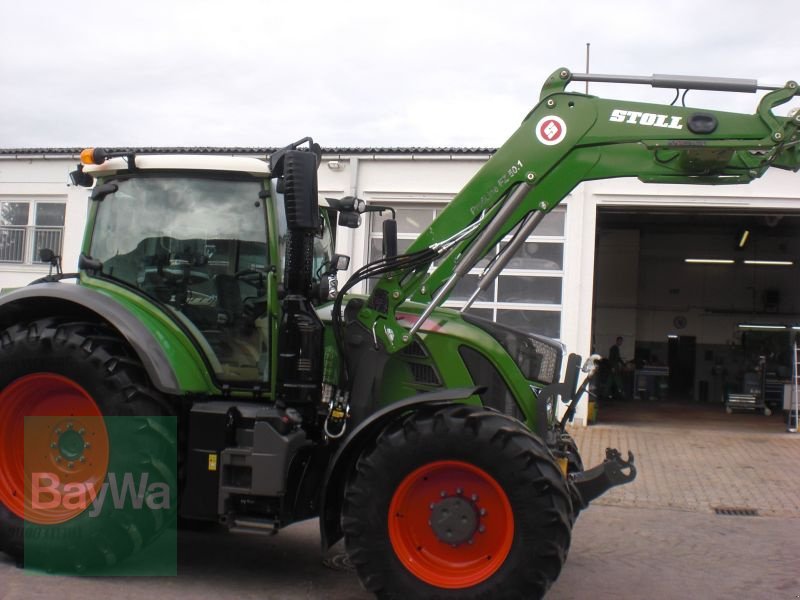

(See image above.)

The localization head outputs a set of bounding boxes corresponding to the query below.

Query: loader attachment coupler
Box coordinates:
[570,448,636,509]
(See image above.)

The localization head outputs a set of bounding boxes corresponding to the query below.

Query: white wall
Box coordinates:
[0,155,87,290]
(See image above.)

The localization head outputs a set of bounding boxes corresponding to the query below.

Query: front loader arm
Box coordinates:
[357,67,800,353]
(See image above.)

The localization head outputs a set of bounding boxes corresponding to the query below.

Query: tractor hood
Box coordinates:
[316,297,565,387]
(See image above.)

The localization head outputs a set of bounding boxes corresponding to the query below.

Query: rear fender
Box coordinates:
[319,386,482,550]
[0,283,196,394]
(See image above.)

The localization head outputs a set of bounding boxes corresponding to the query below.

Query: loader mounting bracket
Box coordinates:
[569,447,636,508]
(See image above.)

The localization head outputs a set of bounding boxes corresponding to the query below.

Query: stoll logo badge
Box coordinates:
[535,115,567,146]
[31,471,171,518]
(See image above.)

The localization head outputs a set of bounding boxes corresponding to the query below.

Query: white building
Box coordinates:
[2,147,799,424]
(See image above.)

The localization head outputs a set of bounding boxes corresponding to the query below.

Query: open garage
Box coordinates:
[592,206,800,427]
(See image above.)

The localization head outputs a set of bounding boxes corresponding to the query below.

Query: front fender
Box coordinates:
[319,386,482,550]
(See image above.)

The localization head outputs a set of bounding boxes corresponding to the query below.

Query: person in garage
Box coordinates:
[605,336,628,401]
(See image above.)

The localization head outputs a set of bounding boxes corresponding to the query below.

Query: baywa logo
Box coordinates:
[31,471,171,518]
[23,416,177,576]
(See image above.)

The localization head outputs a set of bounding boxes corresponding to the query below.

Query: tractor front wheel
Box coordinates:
[342,405,574,599]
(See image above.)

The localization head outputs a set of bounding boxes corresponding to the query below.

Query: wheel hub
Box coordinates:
[429,495,479,546]
[48,418,95,472]
[388,459,514,589]
[57,428,85,461]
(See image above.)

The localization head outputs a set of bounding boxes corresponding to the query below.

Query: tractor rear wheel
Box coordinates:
[342,404,574,599]
[0,318,176,573]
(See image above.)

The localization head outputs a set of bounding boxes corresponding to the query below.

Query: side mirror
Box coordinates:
[39,248,56,264]
[338,212,362,228]
[331,254,350,271]
[314,254,350,303]
[39,248,62,277]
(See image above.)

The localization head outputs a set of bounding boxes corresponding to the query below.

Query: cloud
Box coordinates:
[1,0,798,148]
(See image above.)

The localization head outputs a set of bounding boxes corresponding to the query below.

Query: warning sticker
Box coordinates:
[535,116,567,146]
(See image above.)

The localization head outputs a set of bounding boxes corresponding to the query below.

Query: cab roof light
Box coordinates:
[79,148,136,168]
[80,147,105,165]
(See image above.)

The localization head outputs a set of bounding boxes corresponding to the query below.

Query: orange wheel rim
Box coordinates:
[0,373,109,525]
[388,460,514,589]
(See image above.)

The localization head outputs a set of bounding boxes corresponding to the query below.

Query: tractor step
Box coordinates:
[227,516,279,536]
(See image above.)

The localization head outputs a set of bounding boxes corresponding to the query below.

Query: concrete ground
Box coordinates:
[1,401,798,599]
[571,401,800,517]
[555,401,800,599]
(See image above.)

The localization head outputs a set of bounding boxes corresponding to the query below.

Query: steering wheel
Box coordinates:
[232,269,269,325]
[234,268,267,291]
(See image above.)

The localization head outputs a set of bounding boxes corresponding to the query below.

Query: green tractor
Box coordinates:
[1,68,798,597]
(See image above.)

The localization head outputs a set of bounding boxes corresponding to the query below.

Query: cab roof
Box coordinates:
[83,154,271,177]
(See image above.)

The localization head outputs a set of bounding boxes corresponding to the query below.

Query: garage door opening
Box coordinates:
[591,208,800,429]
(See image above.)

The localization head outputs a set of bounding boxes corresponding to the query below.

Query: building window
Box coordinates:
[0,201,66,264]
[368,204,566,339]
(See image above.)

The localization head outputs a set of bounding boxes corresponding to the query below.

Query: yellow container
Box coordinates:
[587,400,598,424]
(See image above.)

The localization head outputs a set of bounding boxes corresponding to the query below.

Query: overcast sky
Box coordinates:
[1,0,798,149]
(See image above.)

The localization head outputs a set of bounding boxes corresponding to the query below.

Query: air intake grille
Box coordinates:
[401,340,428,358]
[713,507,759,517]
[409,362,441,385]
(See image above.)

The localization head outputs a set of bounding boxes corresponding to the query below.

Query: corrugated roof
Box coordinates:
[0,146,496,156]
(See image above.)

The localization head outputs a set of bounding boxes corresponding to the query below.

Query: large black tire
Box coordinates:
[0,318,177,573]
[342,404,574,599]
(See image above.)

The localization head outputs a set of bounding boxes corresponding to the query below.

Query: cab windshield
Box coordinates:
[89,174,270,384]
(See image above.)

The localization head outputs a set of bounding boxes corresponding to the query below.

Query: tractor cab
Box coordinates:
[77,151,337,388]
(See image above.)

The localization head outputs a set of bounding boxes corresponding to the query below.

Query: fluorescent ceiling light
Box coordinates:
[738,229,750,248]
[743,260,794,266]
[738,324,787,330]
[792,326,800,331]
[667,334,679,339]
[684,258,735,264]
